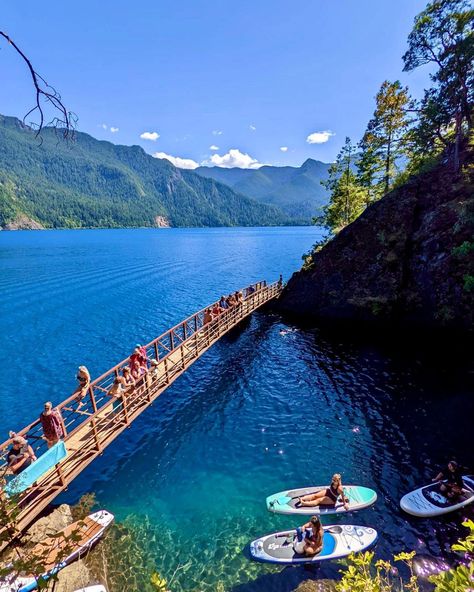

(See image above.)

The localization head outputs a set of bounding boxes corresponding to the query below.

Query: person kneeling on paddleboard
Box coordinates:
[293,516,323,556]
[432,461,464,499]
[297,473,349,510]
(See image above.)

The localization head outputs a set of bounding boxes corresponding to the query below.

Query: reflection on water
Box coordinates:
[1,228,472,591]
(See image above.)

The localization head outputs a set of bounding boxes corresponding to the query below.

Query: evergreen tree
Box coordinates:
[403,0,474,169]
[360,81,413,196]
[357,138,380,206]
[317,137,365,233]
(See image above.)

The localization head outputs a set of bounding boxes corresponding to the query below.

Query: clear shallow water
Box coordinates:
[1,227,473,592]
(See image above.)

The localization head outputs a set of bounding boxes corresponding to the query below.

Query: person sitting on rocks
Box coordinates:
[7,436,37,475]
[39,402,65,448]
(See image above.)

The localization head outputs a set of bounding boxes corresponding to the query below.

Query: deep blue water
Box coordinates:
[1,228,472,592]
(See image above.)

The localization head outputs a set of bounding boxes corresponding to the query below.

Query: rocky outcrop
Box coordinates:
[278,149,474,334]
[154,215,171,227]
[2,215,44,230]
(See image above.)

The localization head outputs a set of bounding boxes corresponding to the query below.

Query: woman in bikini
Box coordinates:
[298,473,349,510]
[73,366,91,409]
[294,515,324,556]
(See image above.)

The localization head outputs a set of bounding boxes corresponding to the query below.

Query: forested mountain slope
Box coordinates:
[195,158,331,222]
[0,115,287,229]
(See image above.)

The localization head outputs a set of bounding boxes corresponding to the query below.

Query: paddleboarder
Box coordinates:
[298,473,349,509]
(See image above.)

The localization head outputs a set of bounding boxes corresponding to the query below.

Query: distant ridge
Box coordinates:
[0,115,288,230]
[195,158,331,222]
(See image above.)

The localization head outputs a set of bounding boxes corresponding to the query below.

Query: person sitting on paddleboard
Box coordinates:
[294,515,323,556]
[433,461,464,499]
[298,473,349,509]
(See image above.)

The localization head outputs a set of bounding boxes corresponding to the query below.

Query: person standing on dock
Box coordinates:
[73,366,91,409]
[39,402,64,448]
[219,296,229,311]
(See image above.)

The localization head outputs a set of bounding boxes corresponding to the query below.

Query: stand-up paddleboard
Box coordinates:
[400,475,474,517]
[0,510,114,592]
[266,485,377,515]
[250,525,378,564]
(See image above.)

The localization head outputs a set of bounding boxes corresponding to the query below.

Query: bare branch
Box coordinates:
[0,31,77,139]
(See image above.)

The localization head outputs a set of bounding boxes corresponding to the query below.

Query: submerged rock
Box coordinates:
[278,148,474,334]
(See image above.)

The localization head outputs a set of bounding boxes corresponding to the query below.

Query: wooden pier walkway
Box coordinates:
[0,280,282,545]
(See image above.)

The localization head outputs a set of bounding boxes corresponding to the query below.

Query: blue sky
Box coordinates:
[1,0,431,168]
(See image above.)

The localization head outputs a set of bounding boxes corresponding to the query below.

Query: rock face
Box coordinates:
[2,215,44,230]
[154,215,171,227]
[278,149,474,334]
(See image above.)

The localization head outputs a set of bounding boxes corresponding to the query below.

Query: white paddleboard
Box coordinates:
[0,510,114,592]
[400,475,474,517]
[250,524,378,564]
[266,484,377,515]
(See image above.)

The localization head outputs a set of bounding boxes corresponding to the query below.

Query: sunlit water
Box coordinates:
[1,228,472,592]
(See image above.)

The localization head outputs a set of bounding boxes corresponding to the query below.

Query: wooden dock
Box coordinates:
[0,280,282,544]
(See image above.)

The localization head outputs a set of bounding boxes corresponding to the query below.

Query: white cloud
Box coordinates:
[280,146,288,152]
[110,127,119,133]
[209,145,219,151]
[207,148,262,169]
[249,124,256,131]
[153,152,199,170]
[140,131,160,141]
[212,130,223,136]
[306,130,335,144]
[101,123,108,130]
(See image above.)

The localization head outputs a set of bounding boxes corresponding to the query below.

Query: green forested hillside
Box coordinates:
[195,158,331,221]
[0,115,287,229]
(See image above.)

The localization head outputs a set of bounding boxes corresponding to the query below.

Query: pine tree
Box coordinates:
[360,81,413,196]
[317,137,366,233]
[403,0,474,170]
[357,138,380,206]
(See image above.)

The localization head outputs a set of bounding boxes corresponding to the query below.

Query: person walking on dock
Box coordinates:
[39,402,64,448]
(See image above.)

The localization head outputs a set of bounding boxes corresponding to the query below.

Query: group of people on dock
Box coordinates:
[3,283,266,480]
[203,290,246,324]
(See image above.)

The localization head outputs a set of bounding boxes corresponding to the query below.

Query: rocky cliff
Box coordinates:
[278,148,474,334]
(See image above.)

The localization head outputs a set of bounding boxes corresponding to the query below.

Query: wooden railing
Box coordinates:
[0,279,282,542]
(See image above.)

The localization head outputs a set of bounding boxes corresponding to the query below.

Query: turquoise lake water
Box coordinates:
[1,227,473,591]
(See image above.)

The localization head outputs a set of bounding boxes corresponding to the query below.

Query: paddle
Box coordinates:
[275,526,343,538]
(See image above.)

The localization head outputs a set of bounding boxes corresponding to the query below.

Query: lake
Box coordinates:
[1,227,472,592]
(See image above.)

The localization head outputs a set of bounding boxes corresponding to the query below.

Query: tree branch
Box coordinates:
[0,31,76,139]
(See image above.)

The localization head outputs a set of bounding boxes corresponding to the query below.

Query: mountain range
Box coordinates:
[0,115,287,229]
[195,158,331,221]
[0,115,332,229]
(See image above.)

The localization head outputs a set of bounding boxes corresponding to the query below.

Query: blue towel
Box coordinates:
[5,441,67,496]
